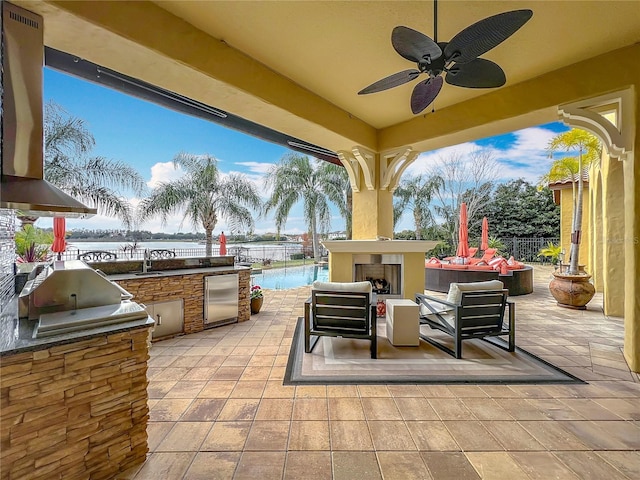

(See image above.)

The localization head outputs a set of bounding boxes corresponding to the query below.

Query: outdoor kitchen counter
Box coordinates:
[0,295,154,356]
[109,265,253,335]
[106,264,248,281]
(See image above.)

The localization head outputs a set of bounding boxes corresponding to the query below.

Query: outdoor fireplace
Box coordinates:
[322,240,438,301]
[353,254,402,296]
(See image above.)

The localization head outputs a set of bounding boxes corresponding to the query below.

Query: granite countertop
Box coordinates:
[107,265,250,281]
[1,264,250,356]
[0,296,154,357]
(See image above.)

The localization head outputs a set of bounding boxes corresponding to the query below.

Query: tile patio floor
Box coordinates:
[121,265,639,479]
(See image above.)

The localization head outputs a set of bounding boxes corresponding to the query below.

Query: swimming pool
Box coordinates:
[250,265,329,290]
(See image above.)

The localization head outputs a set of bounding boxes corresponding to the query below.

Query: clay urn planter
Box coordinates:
[549,271,595,310]
[250,296,263,314]
[250,284,264,314]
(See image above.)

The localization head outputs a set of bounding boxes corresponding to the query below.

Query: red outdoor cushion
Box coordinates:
[442,264,468,270]
[468,265,494,271]
[425,257,442,268]
[488,256,505,267]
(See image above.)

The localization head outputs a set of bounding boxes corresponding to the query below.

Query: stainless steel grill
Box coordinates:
[18,260,148,338]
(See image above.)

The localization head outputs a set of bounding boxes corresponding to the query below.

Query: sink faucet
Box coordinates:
[143,249,151,273]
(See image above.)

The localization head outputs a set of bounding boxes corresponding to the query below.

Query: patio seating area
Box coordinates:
[122,265,639,479]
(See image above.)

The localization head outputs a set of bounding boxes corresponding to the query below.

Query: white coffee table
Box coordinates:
[385,299,420,346]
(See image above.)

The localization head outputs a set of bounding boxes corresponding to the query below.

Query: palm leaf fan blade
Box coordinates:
[444,10,533,63]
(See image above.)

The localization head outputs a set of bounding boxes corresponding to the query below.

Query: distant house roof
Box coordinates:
[548,169,590,205]
[547,169,590,190]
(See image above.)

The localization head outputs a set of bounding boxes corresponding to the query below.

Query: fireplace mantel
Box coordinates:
[322,240,438,254]
[321,240,439,299]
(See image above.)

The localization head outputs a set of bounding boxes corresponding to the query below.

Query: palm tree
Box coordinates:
[544,129,600,275]
[43,101,146,227]
[138,153,261,256]
[394,174,439,240]
[264,153,338,260]
[316,162,352,239]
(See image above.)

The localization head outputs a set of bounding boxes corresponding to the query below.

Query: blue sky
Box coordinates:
[43,68,567,235]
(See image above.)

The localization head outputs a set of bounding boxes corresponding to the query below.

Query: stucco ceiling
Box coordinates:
[13,1,640,153]
[153,0,640,129]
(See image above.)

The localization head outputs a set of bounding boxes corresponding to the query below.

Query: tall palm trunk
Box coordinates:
[567,180,577,271]
[310,214,320,261]
[204,228,213,257]
[569,150,584,275]
[413,210,423,240]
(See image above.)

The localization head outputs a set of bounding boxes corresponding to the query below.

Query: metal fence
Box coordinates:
[60,247,207,262]
[60,244,307,264]
[500,237,560,263]
[59,238,558,264]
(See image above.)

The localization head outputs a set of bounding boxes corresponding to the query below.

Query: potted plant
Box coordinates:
[15,225,53,293]
[15,225,53,273]
[541,129,600,309]
[250,284,264,314]
[487,236,506,256]
[538,242,563,268]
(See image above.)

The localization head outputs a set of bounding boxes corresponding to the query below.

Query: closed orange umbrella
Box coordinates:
[480,216,489,251]
[219,231,227,256]
[456,203,470,258]
[51,217,66,260]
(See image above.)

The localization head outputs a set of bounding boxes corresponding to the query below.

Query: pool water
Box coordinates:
[250,265,329,290]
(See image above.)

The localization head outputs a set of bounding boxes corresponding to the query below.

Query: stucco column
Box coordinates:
[589,169,604,292]
[351,188,394,240]
[623,145,639,371]
[337,146,419,240]
[601,159,625,316]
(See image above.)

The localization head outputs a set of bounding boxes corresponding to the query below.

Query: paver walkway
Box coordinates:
[121,265,639,479]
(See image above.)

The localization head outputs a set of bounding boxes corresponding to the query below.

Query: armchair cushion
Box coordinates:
[446,280,504,305]
[312,281,372,293]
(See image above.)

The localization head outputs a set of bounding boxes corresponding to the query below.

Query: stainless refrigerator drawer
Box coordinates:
[145,299,184,339]
[205,274,239,325]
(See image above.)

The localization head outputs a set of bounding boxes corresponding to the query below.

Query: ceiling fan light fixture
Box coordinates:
[359,4,533,114]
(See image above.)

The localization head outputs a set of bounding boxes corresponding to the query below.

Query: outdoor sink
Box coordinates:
[134,271,162,276]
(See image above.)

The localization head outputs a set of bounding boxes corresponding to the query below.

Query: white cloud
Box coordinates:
[402,125,562,184]
[493,127,559,183]
[235,161,273,175]
[407,142,480,176]
[147,162,185,188]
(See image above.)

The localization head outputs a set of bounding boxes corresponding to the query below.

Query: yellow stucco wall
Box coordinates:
[351,185,394,240]
[595,157,626,317]
[623,139,640,372]
[590,169,604,292]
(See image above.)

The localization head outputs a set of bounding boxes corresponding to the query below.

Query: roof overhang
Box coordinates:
[12,1,640,155]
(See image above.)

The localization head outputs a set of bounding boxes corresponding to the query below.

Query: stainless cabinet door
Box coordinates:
[146,299,184,339]
[205,274,239,324]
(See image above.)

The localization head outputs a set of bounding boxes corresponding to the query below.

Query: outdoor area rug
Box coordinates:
[284,317,585,385]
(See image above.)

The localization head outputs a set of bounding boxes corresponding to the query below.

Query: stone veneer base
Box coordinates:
[0,326,151,480]
[114,269,251,335]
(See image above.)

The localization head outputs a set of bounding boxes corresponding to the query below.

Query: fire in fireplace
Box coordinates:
[353,254,402,296]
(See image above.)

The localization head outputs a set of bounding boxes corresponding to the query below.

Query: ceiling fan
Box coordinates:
[358,1,533,114]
